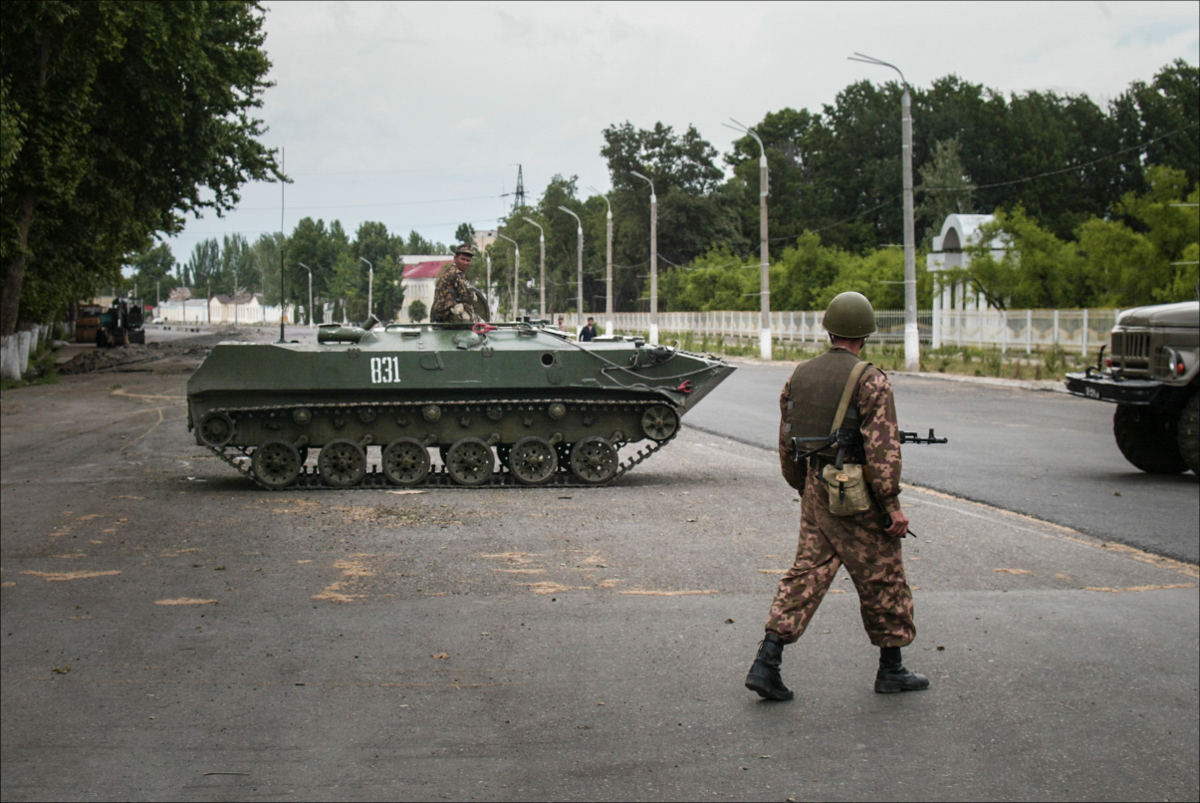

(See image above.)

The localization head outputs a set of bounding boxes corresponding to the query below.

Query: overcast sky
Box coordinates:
[164,0,1200,261]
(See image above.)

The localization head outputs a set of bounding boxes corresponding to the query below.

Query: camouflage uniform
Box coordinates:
[430,262,477,323]
[765,347,916,648]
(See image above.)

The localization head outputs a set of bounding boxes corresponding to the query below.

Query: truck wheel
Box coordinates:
[1113,404,1186,474]
[1176,394,1199,475]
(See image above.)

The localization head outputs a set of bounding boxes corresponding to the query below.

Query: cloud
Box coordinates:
[164,0,1199,259]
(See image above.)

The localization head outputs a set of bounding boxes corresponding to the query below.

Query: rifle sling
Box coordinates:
[831,360,870,436]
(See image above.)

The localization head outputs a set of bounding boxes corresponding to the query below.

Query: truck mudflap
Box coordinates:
[1065,367,1163,405]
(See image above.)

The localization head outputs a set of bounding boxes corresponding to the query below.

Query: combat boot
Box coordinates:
[745,631,793,701]
[874,645,930,693]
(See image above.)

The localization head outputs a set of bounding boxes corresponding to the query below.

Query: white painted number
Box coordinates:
[370,356,402,384]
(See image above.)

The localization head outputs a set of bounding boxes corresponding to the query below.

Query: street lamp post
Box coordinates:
[485,250,493,317]
[495,233,519,319]
[630,171,658,343]
[278,147,286,343]
[298,261,315,327]
[557,206,584,332]
[588,186,614,336]
[724,118,772,360]
[358,256,374,322]
[850,51,919,371]
[521,216,546,316]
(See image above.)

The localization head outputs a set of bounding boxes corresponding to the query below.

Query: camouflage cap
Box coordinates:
[453,244,475,257]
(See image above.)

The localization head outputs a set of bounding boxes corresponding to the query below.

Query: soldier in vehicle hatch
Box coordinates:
[431,244,481,323]
[744,291,930,701]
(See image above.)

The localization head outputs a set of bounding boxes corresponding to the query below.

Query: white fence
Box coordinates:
[577,308,1121,356]
[154,299,295,325]
[0,307,1123,383]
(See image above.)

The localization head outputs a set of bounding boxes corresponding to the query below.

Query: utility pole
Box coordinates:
[850,52,919,370]
[496,233,519,319]
[589,186,614,336]
[724,118,772,359]
[278,146,286,343]
[521,216,546,316]
[631,171,658,343]
[558,206,584,331]
[359,257,374,322]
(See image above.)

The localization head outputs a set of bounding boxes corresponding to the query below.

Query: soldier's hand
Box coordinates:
[885,509,910,538]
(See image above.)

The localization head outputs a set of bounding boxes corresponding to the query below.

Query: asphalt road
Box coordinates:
[683,359,1200,565]
[1,332,1196,801]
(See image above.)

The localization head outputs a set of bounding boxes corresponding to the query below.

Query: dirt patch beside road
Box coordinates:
[55,327,254,375]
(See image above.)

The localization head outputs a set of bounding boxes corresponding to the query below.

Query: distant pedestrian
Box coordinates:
[744,291,929,701]
[580,317,597,341]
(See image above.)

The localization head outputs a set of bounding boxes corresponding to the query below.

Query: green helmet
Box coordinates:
[822,292,876,338]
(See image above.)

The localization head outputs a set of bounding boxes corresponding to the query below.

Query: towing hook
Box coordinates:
[676,380,693,394]
[472,322,497,336]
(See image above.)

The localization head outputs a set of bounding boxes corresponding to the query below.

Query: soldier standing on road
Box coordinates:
[745,291,930,701]
[430,244,480,323]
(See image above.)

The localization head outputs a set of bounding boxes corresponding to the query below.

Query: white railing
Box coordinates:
[153,300,296,325]
[564,308,1120,355]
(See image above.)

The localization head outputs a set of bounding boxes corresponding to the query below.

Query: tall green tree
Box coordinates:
[601,121,736,310]
[454,223,475,247]
[353,221,402,320]
[124,241,177,301]
[724,107,824,260]
[0,0,284,334]
[220,233,253,296]
[188,240,220,298]
[915,136,977,245]
[402,229,447,255]
[965,208,1090,308]
[251,233,285,306]
[1109,59,1200,192]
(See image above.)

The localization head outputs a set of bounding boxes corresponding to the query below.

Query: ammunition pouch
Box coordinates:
[820,462,873,516]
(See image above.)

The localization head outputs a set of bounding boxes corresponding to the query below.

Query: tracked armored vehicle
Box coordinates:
[187,321,735,489]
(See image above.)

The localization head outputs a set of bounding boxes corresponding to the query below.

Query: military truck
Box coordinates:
[1065,300,1198,474]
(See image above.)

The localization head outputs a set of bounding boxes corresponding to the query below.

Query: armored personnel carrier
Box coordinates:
[187,321,735,489]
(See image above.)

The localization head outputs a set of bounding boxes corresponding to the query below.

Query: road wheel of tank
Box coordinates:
[508,437,559,485]
[382,437,431,486]
[569,437,619,484]
[198,411,236,447]
[318,439,367,487]
[445,437,495,486]
[251,441,302,489]
[1176,393,1199,475]
[1113,404,1186,474]
[641,405,679,442]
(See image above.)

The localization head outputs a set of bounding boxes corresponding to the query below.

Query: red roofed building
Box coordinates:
[400,258,451,322]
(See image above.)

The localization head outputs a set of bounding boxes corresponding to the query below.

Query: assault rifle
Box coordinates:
[790,427,948,465]
[899,428,948,445]
[790,427,948,537]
